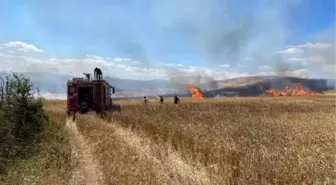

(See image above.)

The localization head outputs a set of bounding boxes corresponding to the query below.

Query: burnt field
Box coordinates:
[112,76,335,99]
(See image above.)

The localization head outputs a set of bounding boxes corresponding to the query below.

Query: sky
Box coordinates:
[0,0,335,83]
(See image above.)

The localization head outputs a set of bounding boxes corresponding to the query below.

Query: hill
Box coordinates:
[0,71,334,98]
[164,76,335,98]
[0,71,187,94]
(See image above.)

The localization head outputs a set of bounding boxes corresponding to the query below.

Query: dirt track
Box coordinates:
[98,120,211,185]
[65,119,104,185]
[66,116,215,185]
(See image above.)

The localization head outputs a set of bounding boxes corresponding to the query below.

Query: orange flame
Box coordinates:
[189,86,204,99]
[263,84,319,96]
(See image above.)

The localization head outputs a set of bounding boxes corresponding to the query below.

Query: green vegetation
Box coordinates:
[0,73,74,185]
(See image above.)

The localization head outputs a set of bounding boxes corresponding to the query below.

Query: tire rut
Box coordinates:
[99,120,212,185]
[65,118,105,185]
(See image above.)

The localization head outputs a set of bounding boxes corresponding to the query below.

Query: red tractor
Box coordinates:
[66,68,120,120]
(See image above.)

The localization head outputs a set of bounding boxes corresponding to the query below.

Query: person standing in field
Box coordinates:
[144,96,148,104]
[159,96,164,104]
[174,95,180,104]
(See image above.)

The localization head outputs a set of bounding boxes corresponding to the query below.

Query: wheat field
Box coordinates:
[44,95,335,185]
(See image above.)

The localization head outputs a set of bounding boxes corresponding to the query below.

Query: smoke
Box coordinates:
[147,0,309,85]
[202,76,220,90]
[303,25,335,73]
[112,24,150,64]
[277,25,336,79]
[169,75,201,85]
[151,0,258,65]
[194,17,257,65]
[168,73,222,90]
[17,0,333,92]
[254,54,308,77]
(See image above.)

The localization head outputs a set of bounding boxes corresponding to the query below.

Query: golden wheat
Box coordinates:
[15,96,334,185]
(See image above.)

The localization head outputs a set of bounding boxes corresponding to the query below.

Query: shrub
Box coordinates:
[0,73,47,173]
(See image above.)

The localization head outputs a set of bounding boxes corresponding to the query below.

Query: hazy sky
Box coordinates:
[0,0,335,81]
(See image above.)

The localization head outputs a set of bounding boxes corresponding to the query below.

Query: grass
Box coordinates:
[0,100,77,185]
[74,95,335,184]
[5,96,334,185]
[323,90,336,95]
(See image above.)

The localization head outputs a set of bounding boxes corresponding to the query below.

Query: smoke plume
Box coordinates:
[147,0,311,85]
[17,0,334,93]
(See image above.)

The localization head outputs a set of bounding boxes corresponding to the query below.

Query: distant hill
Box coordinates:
[209,76,334,97]
[0,71,187,94]
[104,76,187,90]
[0,71,334,98]
[163,76,336,98]
[199,76,277,90]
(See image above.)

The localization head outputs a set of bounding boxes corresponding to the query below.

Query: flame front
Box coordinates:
[264,84,319,96]
[189,87,204,99]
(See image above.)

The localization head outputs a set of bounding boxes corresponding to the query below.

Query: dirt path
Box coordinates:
[65,118,104,185]
[99,120,212,185]
[65,116,212,185]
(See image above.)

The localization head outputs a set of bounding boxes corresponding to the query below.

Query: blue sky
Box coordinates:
[0,0,335,80]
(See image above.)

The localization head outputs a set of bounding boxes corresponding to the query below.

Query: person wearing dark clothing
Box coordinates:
[159,96,164,104]
[174,96,180,104]
[144,96,148,104]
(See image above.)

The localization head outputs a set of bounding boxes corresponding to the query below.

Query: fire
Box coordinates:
[189,86,204,99]
[263,84,319,96]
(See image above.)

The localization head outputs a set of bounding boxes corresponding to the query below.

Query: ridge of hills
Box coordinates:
[0,71,334,97]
